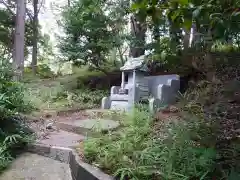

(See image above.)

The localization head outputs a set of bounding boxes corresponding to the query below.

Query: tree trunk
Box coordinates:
[31,0,38,74]
[13,0,26,81]
[129,14,146,58]
[169,19,181,54]
[117,47,124,65]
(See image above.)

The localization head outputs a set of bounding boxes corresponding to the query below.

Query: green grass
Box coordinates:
[82,107,217,180]
[24,68,109,113]
[25,83,108,112]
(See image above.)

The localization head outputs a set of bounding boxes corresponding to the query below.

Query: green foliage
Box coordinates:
[0,57,34,171]
[0,6,46,57]
[60,0,128,69]
[26,73,108,111]
[0,9,14,50]
[0,115,33,171]
[83,107,217,180]
[131,0,240,58]
[0,59,33,114]
[24,64,56,80]
[72,88,108,108]
[211,41,240,53]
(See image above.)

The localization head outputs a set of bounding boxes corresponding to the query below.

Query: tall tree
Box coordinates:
[60,0,128,71]
[31,0,38,74]
[13,0,26,81]
[129,0,147,58]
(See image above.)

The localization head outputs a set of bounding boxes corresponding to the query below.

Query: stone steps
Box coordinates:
[37,130,85,148]
[7,110,118,180]
[55,119,120,136]
[0,153,72,180]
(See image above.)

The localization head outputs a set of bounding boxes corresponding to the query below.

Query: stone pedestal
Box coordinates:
[101,97,110,109]
[149,98,161,114]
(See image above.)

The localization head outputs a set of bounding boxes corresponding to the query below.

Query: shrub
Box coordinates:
[37,64,55,78]
[83,107,217,180]
[0,58,34,170]
[24,64,55,79]
[73,88,108,107]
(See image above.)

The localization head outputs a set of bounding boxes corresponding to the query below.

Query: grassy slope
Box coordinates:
[23,68,110,114]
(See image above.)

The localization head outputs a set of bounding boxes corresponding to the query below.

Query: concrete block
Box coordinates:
[110,86,120,95]
[149,98,161,113]
[49,146,72,163]
[101,97,110,109]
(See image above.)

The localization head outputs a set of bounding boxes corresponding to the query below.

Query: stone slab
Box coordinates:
[0,153,72,180]
[110,100,128,111]
[27,144,113,180]
[110,94,129,101]
[77,119,119,130]
[59,119,119,131]
[37,130,85,148]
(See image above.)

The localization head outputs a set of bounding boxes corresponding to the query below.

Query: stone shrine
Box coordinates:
[101,55,180,112]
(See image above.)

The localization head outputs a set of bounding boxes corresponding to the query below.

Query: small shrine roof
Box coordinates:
[120,55,149,72]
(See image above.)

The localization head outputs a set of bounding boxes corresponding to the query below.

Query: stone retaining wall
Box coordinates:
[28,144,113,180]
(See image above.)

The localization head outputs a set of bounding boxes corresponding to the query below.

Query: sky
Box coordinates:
[37,0,73,74]
[39,0,67,53]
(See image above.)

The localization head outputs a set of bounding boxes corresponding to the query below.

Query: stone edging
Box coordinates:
[27,144,113,180]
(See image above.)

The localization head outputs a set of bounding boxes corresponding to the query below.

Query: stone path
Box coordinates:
[0,109,120,180]
[56,118,120,135]
[0,153,72,180]
[38,130,85,147]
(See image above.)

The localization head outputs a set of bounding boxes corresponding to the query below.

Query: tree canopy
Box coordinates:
[60,0,129,69]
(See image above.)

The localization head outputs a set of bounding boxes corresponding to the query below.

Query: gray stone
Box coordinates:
[120,55,148,72]
[110,94,128,101]
[37,130,85,147]
[56,119,120,136]
[110,86,120,95]
[28,144,72,163]
[67,119,119,131]
[149,98,161,114]
[49,146,72,163]
[26,144,113,180]
[111,100,128,111]
[46,122,54,130]
[0,153,72,180]
[101,97,110,109]
[70,150,113,180]
[102,55,180,112]
[27,143,50,157]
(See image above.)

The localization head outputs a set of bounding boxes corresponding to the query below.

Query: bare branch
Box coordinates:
[0,0,34,22]
[0,0,15,15]
[26,7,33,21]
[37,0,44,14]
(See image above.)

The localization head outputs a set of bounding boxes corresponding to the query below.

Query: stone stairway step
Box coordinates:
[85,109,117,114]
[0,153,72,180]
[55,119,120,136]
[37,130,85,148]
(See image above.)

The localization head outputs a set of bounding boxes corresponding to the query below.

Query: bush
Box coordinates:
[83,107,217,180]
[24,64,55,79]
[0,58,34,171]
[73,88,108,107]
[0,61,33,114]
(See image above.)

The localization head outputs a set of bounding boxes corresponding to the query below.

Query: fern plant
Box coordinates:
[83,107,217,180]
[0,57,34,171]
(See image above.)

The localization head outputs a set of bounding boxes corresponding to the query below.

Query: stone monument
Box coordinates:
[101,55,180,112]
